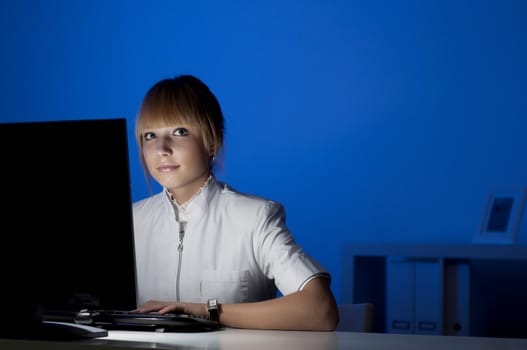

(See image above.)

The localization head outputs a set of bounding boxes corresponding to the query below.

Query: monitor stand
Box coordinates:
[36,321,108,340]
[0,321,108,340]
[0,306,108,340]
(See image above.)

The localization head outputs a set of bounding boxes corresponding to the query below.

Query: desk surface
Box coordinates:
[2,329,527,350]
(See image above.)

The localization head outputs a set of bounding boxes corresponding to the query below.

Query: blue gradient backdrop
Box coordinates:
[1,0,526,303]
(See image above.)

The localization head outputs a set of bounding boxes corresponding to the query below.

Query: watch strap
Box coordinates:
[207,299,220,323]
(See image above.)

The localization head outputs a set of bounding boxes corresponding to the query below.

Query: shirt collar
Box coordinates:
[162,175,220,221]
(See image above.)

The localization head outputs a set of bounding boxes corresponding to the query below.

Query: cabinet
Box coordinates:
[341,243,527,338]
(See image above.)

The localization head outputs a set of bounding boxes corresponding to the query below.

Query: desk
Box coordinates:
[2,329,527,350]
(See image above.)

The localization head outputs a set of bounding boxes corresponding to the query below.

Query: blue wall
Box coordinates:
[1,0,526,303]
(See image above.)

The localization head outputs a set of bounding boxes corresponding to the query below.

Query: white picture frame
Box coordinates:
[473,187,527,245]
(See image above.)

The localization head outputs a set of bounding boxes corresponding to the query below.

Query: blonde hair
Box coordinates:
[135,75,225,191]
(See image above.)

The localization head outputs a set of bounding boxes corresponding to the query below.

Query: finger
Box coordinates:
[135,303,161,313]
[158,304,178,314]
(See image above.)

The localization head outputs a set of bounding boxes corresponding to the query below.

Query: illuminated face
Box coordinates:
[141,125,210,204]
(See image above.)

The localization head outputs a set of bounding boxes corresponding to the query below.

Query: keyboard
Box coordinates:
[44,309,220,332]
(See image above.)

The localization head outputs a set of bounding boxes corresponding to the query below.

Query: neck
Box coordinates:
[168,173,212,207]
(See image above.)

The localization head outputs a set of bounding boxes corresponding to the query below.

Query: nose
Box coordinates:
[155,135,173,156]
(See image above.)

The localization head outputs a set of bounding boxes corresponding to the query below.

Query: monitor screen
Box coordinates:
[0,118,137,336]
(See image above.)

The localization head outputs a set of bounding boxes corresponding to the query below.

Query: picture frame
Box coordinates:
[473,187,527,245]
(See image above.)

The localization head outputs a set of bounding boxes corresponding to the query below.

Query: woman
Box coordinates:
[132,74,338,331]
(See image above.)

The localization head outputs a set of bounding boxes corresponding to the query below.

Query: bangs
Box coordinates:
[136,89,198,131]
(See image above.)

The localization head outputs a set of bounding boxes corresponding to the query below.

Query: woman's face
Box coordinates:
[141,124,210,203]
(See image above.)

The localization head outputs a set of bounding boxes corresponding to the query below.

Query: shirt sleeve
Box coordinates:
[253,201,331,295]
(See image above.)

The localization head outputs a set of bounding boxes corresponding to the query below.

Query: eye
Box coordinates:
[173,128,189,136]
[143,131,155,141]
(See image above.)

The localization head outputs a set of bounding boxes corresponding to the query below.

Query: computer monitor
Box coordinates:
[0,118,137,338]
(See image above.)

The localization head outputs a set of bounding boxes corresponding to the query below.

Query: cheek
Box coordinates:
[184,145,210,169]
[182,146,207,165]
[142,146,156,167]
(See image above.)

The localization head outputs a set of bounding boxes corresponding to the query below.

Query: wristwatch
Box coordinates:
[207,299,220,323]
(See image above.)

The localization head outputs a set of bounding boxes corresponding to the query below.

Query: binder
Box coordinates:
[444,262,470,336]
[386,257,444,335]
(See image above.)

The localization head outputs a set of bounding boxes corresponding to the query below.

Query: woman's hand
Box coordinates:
[134,300,209,318]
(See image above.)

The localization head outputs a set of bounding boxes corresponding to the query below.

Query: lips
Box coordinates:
[156,164,180,172]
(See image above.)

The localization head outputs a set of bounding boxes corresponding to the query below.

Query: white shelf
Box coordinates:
[341,242,527,337]
[342,242,527,260]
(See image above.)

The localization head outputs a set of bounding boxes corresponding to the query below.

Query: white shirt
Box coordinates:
[133,176,330,305]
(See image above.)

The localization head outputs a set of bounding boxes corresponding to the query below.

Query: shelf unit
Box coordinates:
[341,243,527,338]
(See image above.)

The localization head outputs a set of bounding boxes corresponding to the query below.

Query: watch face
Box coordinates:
[208,299,218,309]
